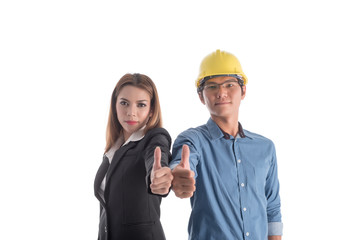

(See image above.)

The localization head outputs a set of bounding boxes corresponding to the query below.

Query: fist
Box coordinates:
[172,145,196,199]
[150,146,173,195]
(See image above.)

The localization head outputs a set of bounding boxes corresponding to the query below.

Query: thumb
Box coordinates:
[153,146,162,171]
[179,144,190,170]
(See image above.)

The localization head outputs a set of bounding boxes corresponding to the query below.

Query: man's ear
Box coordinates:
[241,85,246,100]
[198,92,205,105]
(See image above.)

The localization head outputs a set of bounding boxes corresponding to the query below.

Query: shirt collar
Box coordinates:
[206,118,248,140]
[104,136,123,163]
[122,125,146,146]
[105,126,146,162]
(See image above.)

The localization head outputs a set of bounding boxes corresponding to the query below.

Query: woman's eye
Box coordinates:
[138,103,146,108]
[120,101,128,106]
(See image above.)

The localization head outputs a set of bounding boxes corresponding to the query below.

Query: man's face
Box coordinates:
[199,76,246,119]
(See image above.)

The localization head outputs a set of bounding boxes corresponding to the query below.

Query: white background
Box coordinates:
[1,0,359,239]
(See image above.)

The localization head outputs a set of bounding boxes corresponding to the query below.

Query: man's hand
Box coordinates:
[172,144,196,198]
[150,147,173,195]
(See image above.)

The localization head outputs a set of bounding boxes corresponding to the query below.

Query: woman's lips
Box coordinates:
[125,121,138,125]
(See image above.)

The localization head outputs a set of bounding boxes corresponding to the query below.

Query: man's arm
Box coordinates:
[266,142,283,236]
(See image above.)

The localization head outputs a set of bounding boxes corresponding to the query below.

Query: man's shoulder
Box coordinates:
[243,129,274,145]
[178,124,208,138]
[172,124,211,146]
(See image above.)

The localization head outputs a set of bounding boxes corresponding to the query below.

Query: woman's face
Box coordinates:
[116,85,152,141]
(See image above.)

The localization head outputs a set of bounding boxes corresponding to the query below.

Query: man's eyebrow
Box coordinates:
[205,79,238,84]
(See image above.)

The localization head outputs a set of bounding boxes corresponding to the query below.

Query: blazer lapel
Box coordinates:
[105,141,137,186]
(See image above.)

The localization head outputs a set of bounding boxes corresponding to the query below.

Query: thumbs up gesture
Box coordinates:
[172,145,196,199]
[150,146,173,195]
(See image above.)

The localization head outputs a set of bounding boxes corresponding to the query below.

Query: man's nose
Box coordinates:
[216,84,228,98]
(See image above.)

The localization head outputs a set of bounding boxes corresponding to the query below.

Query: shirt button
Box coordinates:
[243,207,247,211]
[246,232,250,236]
[241,183,245,187]
[237,159,241,163]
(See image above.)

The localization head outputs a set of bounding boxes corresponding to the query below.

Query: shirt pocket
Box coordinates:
[243,160,267,196]
[254,166,267,195]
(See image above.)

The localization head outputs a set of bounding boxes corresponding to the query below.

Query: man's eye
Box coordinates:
[206,85,218,89]
[225,83,234,88]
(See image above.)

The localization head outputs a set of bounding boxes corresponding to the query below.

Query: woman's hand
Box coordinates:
[150,147,173,195]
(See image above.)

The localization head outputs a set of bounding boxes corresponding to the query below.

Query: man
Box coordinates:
[170,50,283,239]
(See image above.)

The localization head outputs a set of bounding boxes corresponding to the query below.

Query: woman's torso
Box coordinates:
[94,128,171,240]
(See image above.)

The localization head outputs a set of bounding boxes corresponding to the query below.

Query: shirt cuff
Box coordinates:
[169,162,178,170]
[268,222,283,236]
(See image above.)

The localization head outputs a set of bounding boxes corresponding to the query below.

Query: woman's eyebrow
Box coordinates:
[119,98,148,102]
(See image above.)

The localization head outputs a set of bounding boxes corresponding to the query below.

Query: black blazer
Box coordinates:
[94,128,171,240]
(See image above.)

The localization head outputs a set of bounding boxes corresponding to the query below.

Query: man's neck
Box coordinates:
[211,115,239,137]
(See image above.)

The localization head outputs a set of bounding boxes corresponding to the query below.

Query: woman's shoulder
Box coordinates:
[146,127,170,136]
[144,127,171,144]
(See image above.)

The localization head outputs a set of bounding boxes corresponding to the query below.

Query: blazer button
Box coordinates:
[104,226,107,233]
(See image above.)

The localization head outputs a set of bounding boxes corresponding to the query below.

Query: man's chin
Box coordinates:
[210,111,233,119]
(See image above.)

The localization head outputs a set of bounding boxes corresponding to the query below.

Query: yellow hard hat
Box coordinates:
[196,49,248,88]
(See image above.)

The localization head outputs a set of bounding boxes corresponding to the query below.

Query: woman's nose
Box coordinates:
[127,105,136,116]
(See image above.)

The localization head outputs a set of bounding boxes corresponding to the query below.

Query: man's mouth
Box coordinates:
[215,102,231,105]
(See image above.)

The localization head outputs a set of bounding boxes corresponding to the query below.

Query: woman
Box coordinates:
[94,73,173,240]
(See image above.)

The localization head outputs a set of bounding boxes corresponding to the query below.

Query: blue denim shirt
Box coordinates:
[170,118,283,240]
